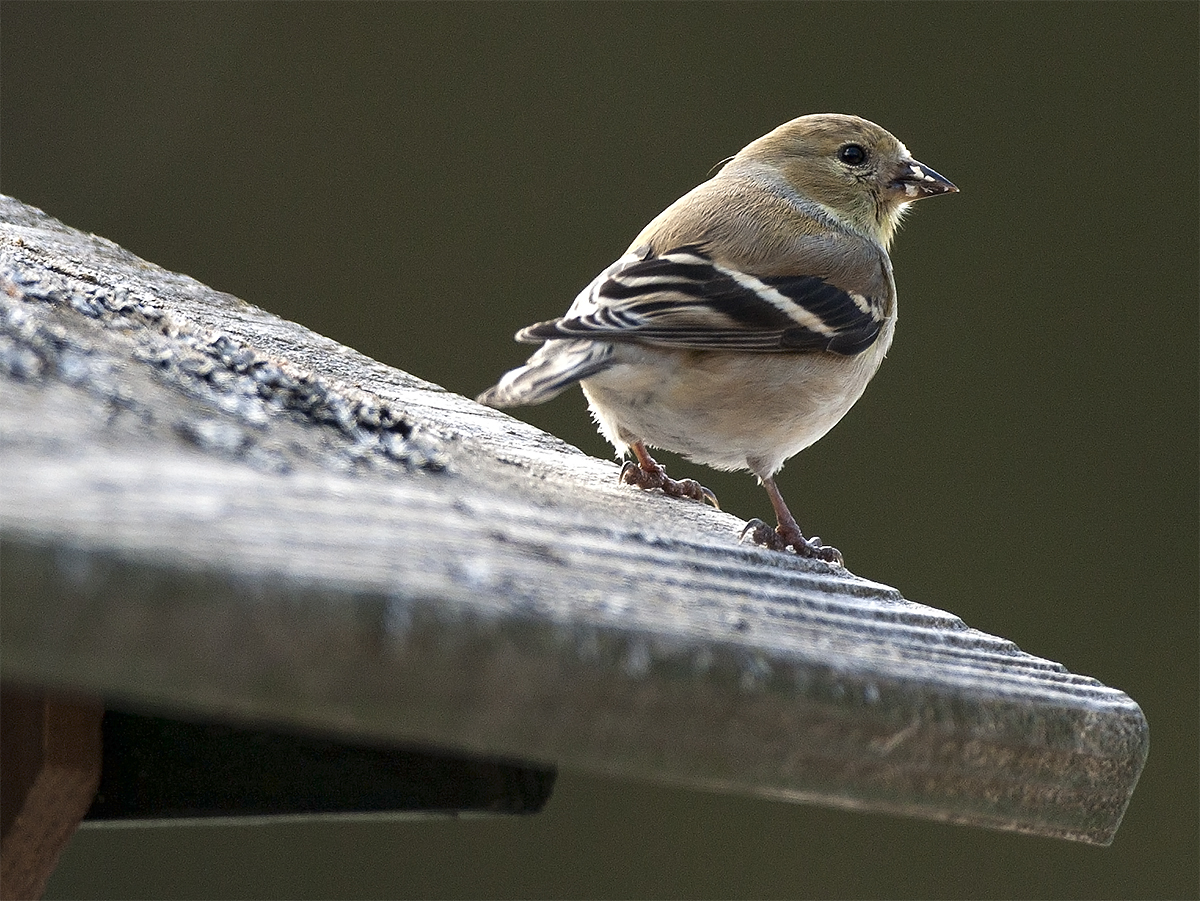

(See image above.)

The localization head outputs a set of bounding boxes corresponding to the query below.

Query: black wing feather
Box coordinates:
[522,246,884,356]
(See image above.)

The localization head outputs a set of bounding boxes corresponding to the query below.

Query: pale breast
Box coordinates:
[581,316,894,477]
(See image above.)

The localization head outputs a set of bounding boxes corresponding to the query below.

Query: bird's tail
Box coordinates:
[477,340,614,408]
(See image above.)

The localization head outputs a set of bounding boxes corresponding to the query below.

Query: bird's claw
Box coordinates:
[739,518,778,546]
[800,536,843,566]
[619,459,719,508]
[740,518,843,566]
[664,478,719,509]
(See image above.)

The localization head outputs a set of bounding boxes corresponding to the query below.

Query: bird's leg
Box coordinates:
[619,440,719,508]
[741,476,843,565]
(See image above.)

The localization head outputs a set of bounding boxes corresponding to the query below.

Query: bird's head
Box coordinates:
[732,113,957,248]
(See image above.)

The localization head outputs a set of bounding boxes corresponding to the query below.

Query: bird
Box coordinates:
[478,113,956,565]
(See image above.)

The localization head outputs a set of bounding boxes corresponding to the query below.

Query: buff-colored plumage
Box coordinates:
[479,114,956,563]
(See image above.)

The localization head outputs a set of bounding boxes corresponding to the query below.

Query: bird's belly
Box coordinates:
[581,338,889,476]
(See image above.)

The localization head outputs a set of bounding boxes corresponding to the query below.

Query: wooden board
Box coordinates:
[0,195,1148,846]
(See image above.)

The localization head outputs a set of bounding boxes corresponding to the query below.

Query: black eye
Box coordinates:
[838,143,868,166]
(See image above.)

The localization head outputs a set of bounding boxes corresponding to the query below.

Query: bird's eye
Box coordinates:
[838,144,868,166]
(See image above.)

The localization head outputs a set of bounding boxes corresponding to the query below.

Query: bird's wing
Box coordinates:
[516,246,886,355]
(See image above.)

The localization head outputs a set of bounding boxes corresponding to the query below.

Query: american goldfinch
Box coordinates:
[479,114,956,564]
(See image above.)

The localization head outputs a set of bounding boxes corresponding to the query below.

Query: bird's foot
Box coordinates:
[620,459,719,508]
[740,518,843,566]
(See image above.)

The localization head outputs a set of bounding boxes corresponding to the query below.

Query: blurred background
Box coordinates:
[3,3,1196,898]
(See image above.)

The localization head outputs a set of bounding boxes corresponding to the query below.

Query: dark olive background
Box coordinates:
[3,3,1196,898]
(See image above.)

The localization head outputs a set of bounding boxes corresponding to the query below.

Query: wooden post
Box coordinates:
[1,687,102,901]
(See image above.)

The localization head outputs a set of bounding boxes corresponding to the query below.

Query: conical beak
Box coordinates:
[891,159,958,200]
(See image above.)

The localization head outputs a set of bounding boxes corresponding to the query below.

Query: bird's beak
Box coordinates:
[890,159,958,200]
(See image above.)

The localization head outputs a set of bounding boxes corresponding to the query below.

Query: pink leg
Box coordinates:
[619,441,719,508]
[741,476,843,565]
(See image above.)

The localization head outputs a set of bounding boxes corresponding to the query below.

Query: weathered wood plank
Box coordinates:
[0,195,1148,845]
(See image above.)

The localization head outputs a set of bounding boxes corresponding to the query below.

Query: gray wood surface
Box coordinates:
[0,195,1148,845]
